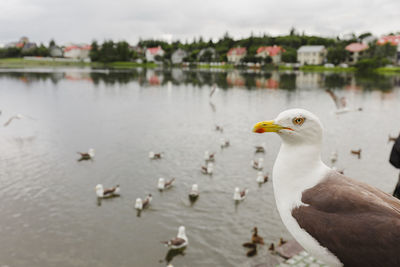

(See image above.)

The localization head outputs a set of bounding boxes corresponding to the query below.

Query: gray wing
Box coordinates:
[170,237,185,246]
[291,171,400,267]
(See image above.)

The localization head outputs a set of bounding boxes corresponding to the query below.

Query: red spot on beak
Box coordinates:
[255,128,265,133]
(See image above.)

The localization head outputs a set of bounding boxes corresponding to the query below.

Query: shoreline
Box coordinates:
[0,58,399,74]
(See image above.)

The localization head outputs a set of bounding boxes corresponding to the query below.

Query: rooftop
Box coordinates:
[345,43,369,53]
[298,45,325,53]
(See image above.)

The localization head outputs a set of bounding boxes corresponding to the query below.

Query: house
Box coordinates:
[171,49,188,64]
[345,43,369,64]
[64,44,91,59]
[256,45,285,64]
[197,48,217,62]
[297,46,327,65]
[49,46,63,57]
[227,47,247,64]
[145,46,165,62]
[377,35,400,64]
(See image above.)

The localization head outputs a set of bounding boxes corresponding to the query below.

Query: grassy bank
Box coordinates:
[279,65,356,72]
[0,58,158,69]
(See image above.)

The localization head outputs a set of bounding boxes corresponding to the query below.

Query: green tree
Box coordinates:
[327,46,348,65]
[89,40,99,62]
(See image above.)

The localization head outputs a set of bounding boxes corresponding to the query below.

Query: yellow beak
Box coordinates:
[252,120,293,133]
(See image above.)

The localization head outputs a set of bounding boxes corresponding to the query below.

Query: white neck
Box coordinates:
[273,141,330,210]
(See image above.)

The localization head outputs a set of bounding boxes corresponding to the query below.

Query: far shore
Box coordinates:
[0,58,400,74]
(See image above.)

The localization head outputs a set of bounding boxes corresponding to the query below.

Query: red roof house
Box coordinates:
[256,45,285,63]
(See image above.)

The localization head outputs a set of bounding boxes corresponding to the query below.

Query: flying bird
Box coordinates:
[3,114,28,127]
[253,108,400,267]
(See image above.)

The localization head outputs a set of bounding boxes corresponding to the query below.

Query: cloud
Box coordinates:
[0,0,399,45]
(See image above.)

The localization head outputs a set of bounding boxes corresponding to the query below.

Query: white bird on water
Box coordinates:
[253,108,400,267]
[162,226,188,249]
[135,194,152,210]
[251,158,263,170]
[95,184,120,198]
[201,162,213,175]
[233,187,248,201]
[204,151,215,161]
[256,171,269,184]
[189,184,199,202]
[158,177,175,191]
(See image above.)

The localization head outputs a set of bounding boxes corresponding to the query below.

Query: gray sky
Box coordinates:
[0,0,399,45]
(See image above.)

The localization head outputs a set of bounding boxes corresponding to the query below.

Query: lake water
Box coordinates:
[0,67,399,267]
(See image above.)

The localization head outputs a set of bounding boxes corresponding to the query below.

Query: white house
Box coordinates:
[345,43,369,64]
[64,44,91,59]
[227,47,247,64]
[297,46,327,65]
[145,46,165,62]
[171,49,187,64]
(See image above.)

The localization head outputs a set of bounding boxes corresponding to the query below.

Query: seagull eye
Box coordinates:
[293,117,305,126]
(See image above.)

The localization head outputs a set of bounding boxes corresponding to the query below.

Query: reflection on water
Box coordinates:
[0,68,399,267]
[1,67,400,92]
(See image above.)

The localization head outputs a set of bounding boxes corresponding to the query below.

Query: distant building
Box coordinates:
[227,47,247,64]
[377,35,400,64]
[145,46,165,62]
[345,43,369,64]
[50,46,63,57]
[297,46,327,65]
[361,35,377,45]
[6,36,36,50]
[171,49,188,64]
[256,45,285,64]
[64,44,91,59]
[197,47,217,62]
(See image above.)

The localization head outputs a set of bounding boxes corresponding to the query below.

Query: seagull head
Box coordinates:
[95,184,103,197]
[191,184,198,192]
[253,109,323,146]
[158,178,165,189]
[177,226,187,239]
[88,148,95,157]
[135,198,143,210]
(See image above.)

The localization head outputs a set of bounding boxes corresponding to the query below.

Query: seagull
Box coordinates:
[135,194,152,210]
[204,151,215,162]
[256,171,269,184]
[253,108,400,267]
[220,138,230,148]
[77,148,95,161]
[251,158,263,170]
[201,162,213,175]
[350,149,361,159]
[233,187,248,201]
[4,114,26,127]
[255,143,266,153]
[149,151,163,159]
[215,125,224,133]
[158,178,175,191]
[188,184,199,202]
[95,184,120,198]
[162,226,188,249]
[251,227,264,245]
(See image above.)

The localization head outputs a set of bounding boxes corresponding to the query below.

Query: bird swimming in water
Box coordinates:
[135,194,152,210]
[251,158,264,170]
[201,162,213,175]
[204,151,215,162]
[77,148,95,161]
[220,138,230,148]
[251,227,264,245]
[256,171,269,184]
[188,184,199,202]
[149,151,163,159]
[350,149,361,159]
[158,178,175,191]
[162,226,188,249]
[233,187,248,201]
[255,143,266,153]
[215,125,224,133]
[95,184,120,198]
